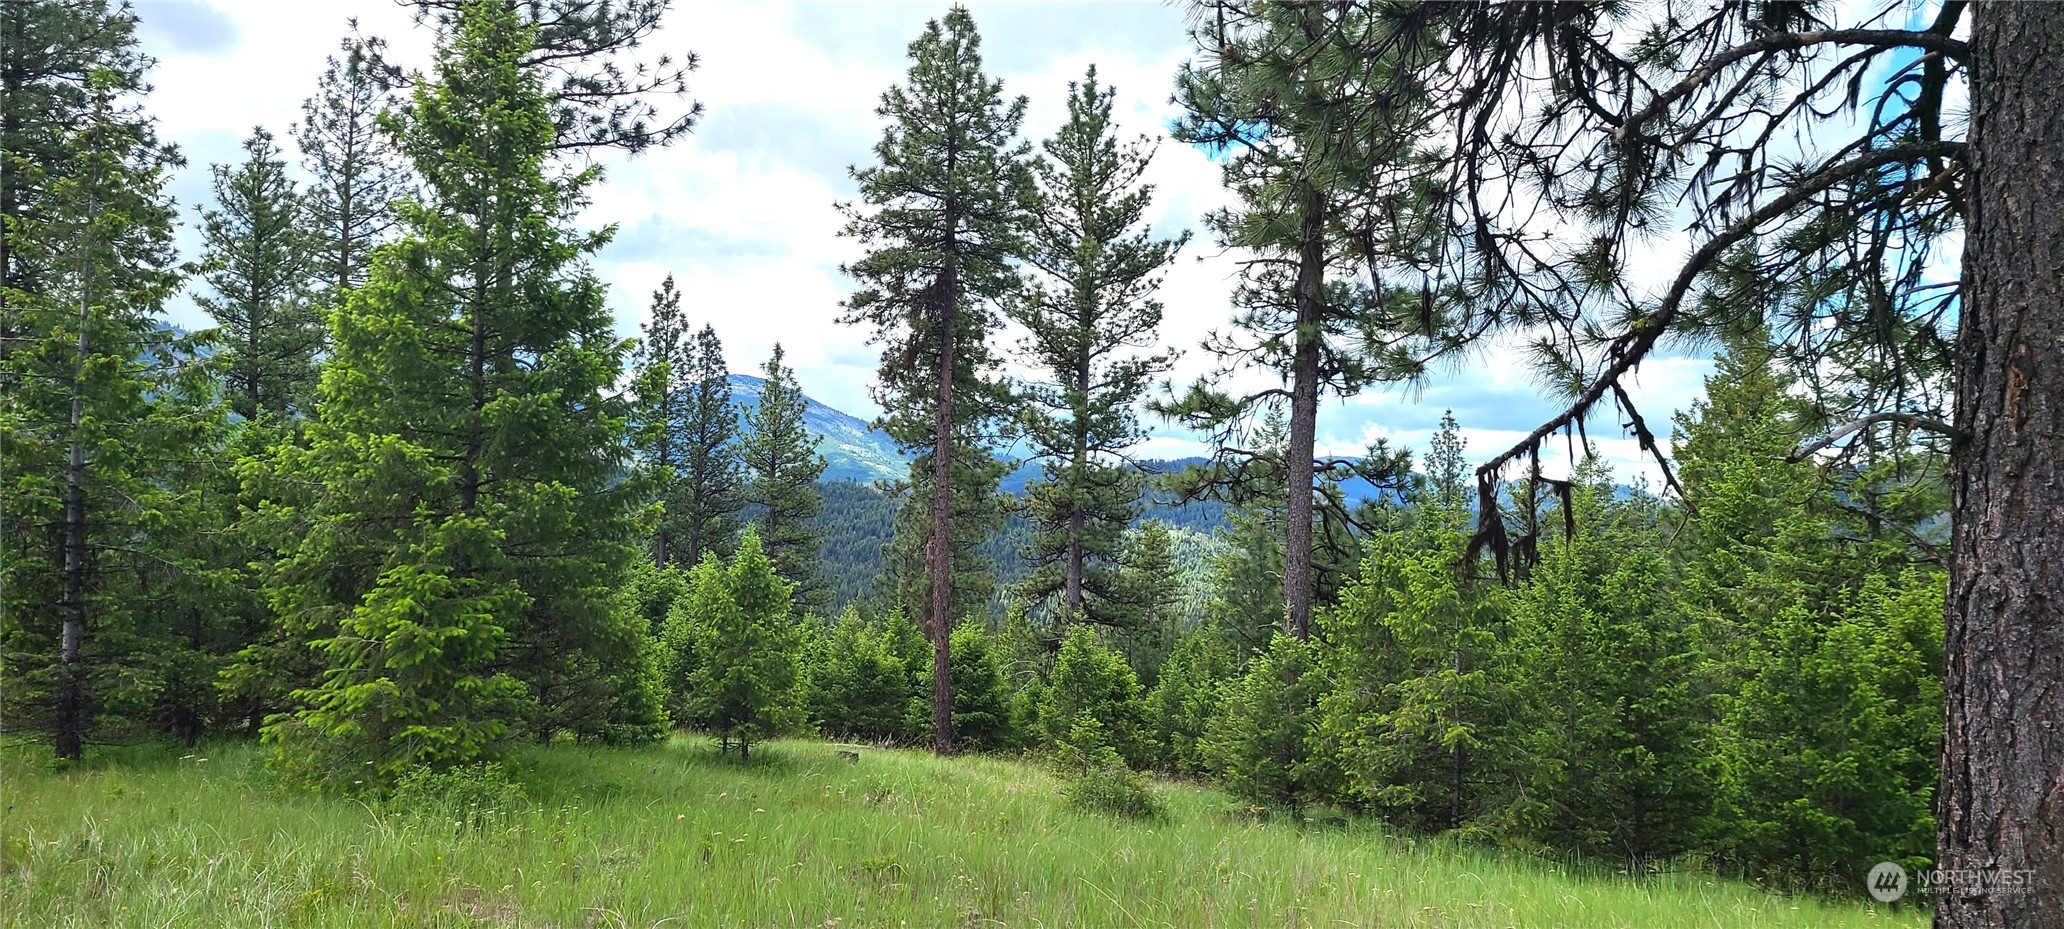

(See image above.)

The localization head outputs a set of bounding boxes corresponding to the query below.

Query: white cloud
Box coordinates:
[137,0,1717,482]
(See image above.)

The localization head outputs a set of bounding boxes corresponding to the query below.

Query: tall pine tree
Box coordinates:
[0,69,210,761]
[1162,2,1452,639]
[676,322,742,564]
[293,29,408,305]
[1011,67,1183,634]
[196,127,320,421]
[838,6,1028,753]
[628,274,691,567]
[740,343,827,606]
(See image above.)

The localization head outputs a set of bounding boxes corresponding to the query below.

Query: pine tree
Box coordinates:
[0,0,152,322]
[196,127,320,421]
[838,6,1029,753]
[1112,520,1183,687]
[294,29,408,305]
[740,343,827,605]
[1502,472,1708,872]
[1038,625,1150,767]
[1205,632,1333,810]
[807,606,911,742]
[659,553,723,725]
[947,620,1014,751]
[262,3,658,782]
[628,274,691,567]
[0,69,210,761]
[682,529,800,761]
[395,0,702,155]
[1673,337,1943,889]
[1144,626,1235,775]
[1011,67,1183,633]
[677,322,742,565]
[1320,412,1510,833]
[1162,3,1450,639]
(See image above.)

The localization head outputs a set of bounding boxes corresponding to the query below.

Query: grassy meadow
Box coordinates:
[1,736,1922,928]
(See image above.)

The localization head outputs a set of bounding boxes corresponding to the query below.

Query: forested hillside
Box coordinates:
[2,2,2054,925]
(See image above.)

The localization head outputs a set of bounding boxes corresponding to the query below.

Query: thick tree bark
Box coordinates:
[1940,5,2064,926]
[1282,195,1325,640]
[928,270,958,755]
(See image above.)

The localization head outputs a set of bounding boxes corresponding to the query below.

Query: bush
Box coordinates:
[1052,713,1163,820]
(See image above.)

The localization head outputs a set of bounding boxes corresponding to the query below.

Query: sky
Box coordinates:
[134,0,1720,484]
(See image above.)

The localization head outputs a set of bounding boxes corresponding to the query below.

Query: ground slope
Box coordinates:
[0,738,1919,928]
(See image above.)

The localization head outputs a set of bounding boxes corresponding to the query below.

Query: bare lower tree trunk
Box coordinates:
[928,272,959,756]
[56,237,91,763]
[1282,196,1325,640]
[1939,6,2064,926]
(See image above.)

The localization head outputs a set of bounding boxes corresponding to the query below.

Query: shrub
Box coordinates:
[1053,713,1164,820]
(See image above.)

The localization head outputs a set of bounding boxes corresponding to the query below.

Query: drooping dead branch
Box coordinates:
[1787,411,1966,463]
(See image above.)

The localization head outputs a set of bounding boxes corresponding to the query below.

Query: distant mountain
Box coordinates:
[728,374,906,485]
[736,371,1405,511]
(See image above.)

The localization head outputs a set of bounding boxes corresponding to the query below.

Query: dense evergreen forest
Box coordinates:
[2,2,2058,924]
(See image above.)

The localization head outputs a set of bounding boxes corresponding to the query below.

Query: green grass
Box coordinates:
[1,736,1921,928]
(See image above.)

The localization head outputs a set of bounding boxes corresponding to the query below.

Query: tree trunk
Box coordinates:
[0,0,23,383]
[1064,349,1090,624]
[1282,195,1325,640]
[56,223,92,763]
[1064,485,1085,622]
[929,276,958,756]
[0,4,20,392]
[463,249,487,513]
[1940,6,2064,926]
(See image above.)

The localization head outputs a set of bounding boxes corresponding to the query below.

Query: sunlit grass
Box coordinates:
[0,736,1922,928]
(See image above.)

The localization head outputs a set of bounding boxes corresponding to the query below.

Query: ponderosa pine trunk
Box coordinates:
[929,265,958,755]
[1282,195,1325,640]
[1939,5,2064,926]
